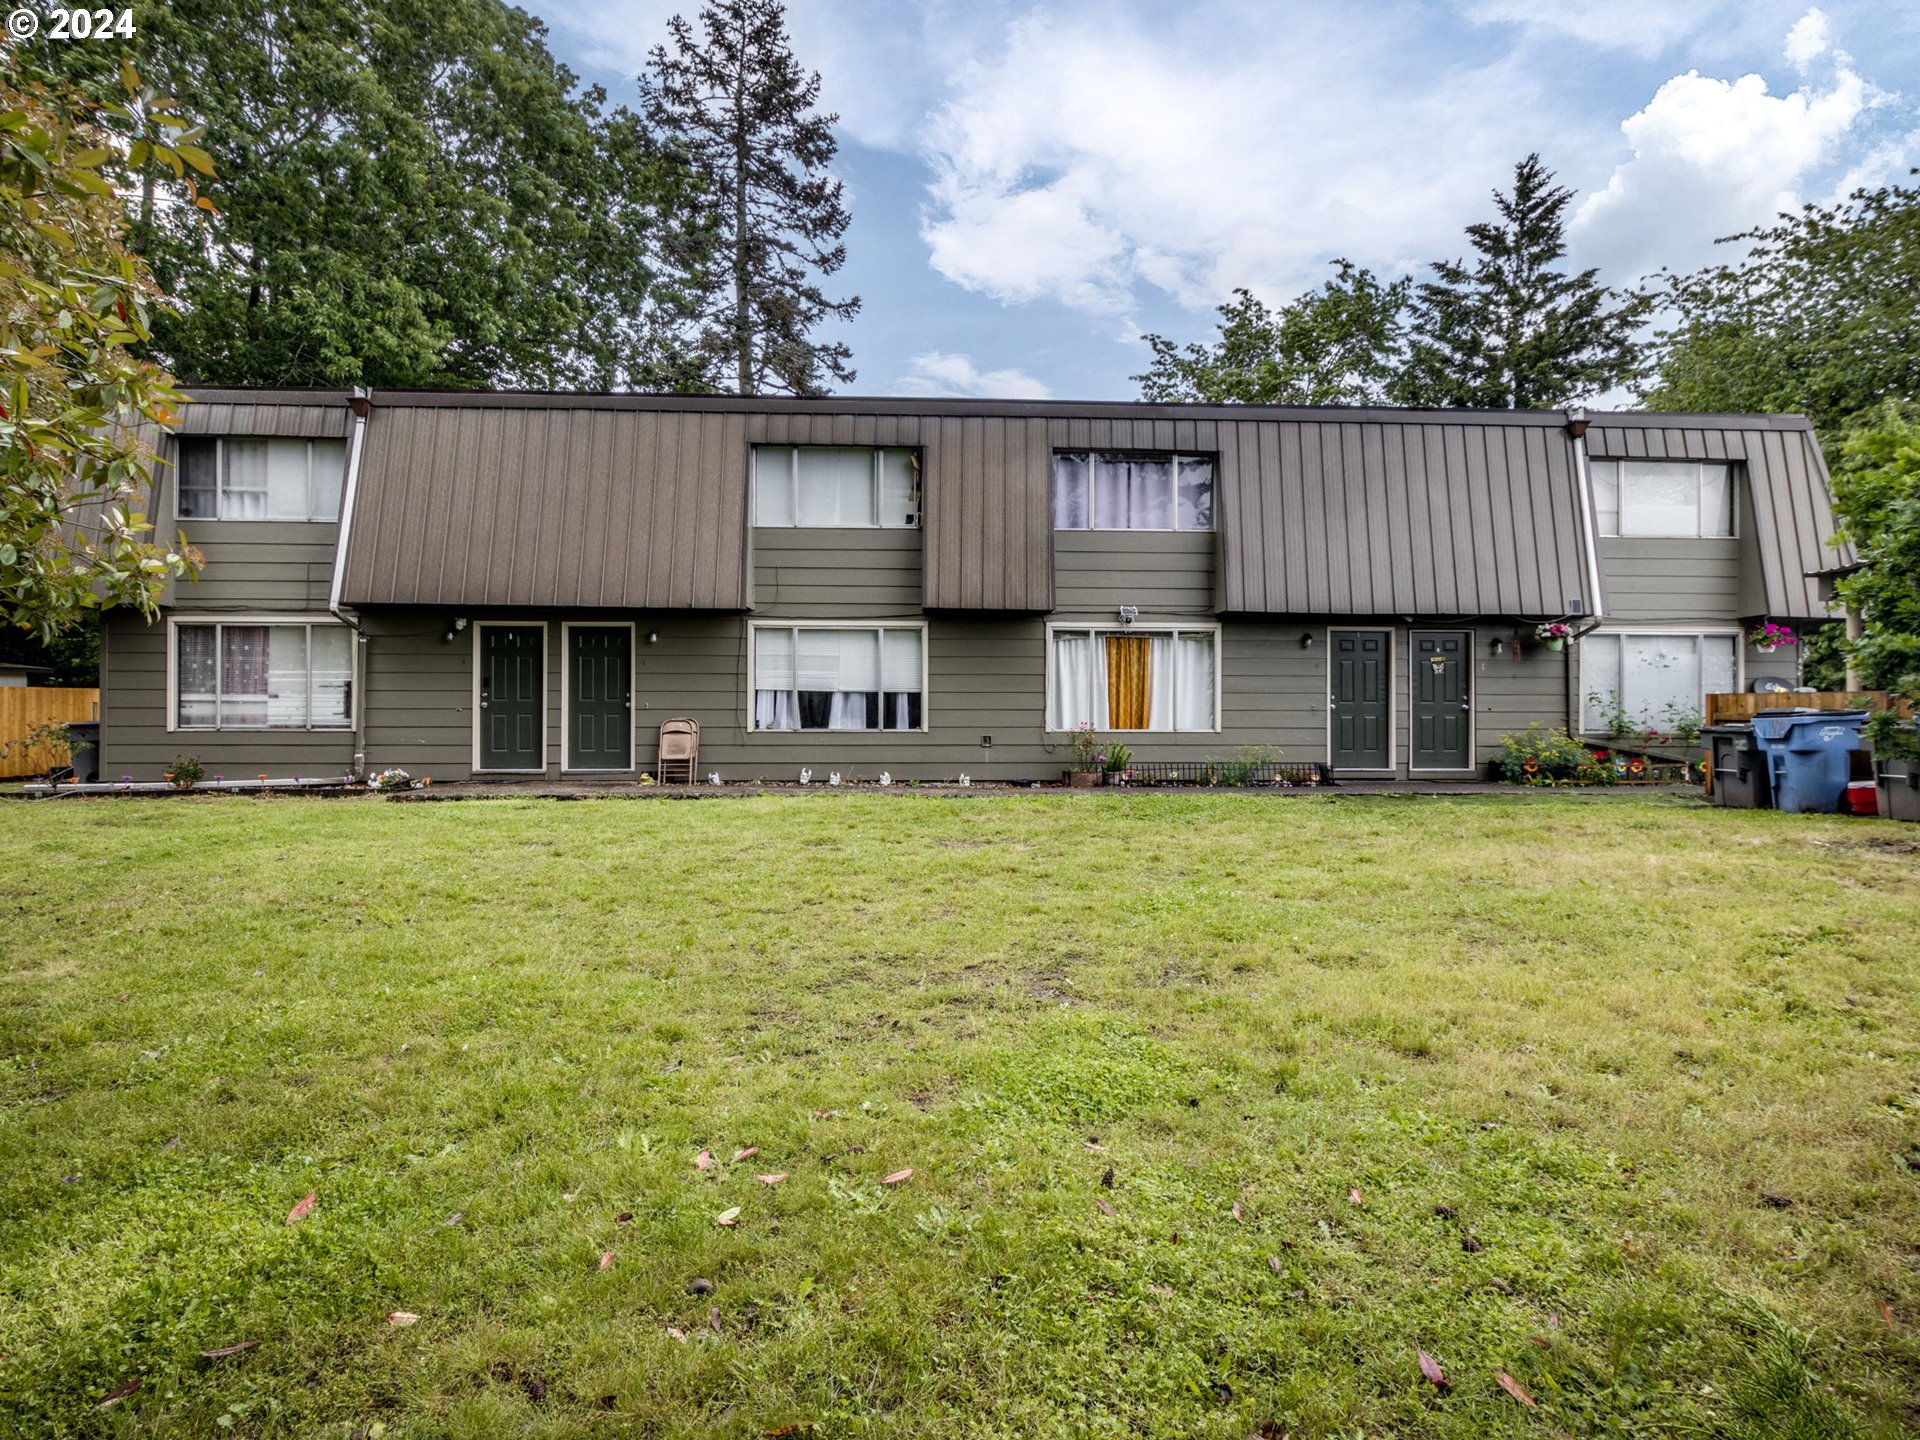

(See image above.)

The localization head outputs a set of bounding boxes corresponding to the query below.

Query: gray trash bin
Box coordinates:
[1703,724,1769,808]
[1750,708,1868,814]
[65,720,100,783]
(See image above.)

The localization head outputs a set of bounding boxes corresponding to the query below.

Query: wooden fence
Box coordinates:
[1700,691,1910,796]
[0,688,100,778]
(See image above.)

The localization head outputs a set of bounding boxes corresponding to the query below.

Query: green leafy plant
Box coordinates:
[1661,701,1704,746]
[1068,724,1103,773]
[0,719,72,770]
[1863,675,1920,762]
[164,753,204,789]
[1101,741,1132,775]
[1587,690,1636,739]
[1496,724,1618,786]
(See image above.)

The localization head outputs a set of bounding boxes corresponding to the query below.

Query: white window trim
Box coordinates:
[751,445,921,529]
[1591,458,1739,541]
[1324,626,1397,774]
[1051,452,1217,533]
[559,621,635,775]
[1576,625,1747,734]
[165,613,356,734]
[1407,628,1476,774]
[471,620,550,774]
[176,436,347,523]
[746,619,930,733]
[1043,621,1223,734]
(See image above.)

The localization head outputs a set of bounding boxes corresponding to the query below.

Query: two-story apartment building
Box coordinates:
[95,389,1846,783]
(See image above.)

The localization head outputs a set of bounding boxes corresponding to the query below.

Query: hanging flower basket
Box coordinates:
[1747,621,1797,654]
[1535,621,1572,653]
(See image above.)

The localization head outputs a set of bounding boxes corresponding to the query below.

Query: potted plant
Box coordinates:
[1747,621,1797,654]
[1535,621,1572,652]
[1066,723,1103,787]
[1865,678,1920,823]
[165,754,205,791]
[1103,741,1133,786]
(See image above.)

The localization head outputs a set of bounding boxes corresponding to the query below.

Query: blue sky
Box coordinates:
[540,1,1920,402]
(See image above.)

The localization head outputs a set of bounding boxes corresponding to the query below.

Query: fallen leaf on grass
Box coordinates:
[1095,1197,1116,1216]
[96,1379,142,1408]
[1877,1298,1897,1330]
[666,1326,687,1341]
[716,1207,741,1226]
[198,1341,260,1359]
[810,1109,840,1119]
[1528,1336,1552,1350]
[442,1212,464,1228]
[1348,1188,1363,1206]
[695,1150,713,1171]
[285,1191,316,1225]
[1417,1350,1448,1389]
[387,1312,420,1327]
[710,1307,722,1333]
[734,1147,758,1161]
[1149,1284,1174,1296]
[616,1211,633,1225]
[1084,1138,1107,1152]
[758,1173,788,1185]
[1231,1202,1244,1223]
[880,1169,913,1185]
[1268,1256,1284,1276]
[562,1193,577,1203]
[599,1252,615,1271]
[1495,1371,1536,1407]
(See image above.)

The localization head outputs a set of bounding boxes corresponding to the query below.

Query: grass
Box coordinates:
[1,791,1917,1438]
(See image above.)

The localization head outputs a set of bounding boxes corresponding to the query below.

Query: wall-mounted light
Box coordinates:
[443,616,468,644]
[647,630,660,645]
[1299,632,1315,648]
[1491,637,1505,656]
[1118,606,1138,627]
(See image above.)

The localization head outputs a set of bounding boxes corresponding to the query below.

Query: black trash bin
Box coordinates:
[65,721,99,783]
[1703,724,1769,808]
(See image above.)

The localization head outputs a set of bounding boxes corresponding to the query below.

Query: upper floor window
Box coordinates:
[753,446,920,528]
[178,437,347,522]
[1053,453,1215,532]
[1590,459,1733,539]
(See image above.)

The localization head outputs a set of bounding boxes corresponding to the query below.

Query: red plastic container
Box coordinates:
[1844,780,1879,816]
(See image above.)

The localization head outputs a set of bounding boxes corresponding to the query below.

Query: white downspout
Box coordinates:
[329,387,371,776]
[1564,408,1607,735]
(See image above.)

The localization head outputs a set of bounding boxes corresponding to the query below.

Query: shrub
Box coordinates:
[1496,724,1618,786]
[164,754,205,790]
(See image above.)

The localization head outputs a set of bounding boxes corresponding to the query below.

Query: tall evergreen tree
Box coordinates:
[27,0,709,390]
[1396,154,1649,409]
[639,0,858,395]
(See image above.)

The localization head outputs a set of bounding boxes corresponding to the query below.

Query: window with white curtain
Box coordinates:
[1053,453,1215,531]
[173,620,353,729]
[1588,460,1734,538]
[752,624,924,730]
[752,446,920,528]
[1580,631,1739,731]
[1048,627,1217,731]
[176,437,347,521]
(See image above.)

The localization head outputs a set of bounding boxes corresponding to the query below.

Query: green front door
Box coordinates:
[479,625,544,771]
[1330,629,1391,771]
[1411,630,1471,770]
[567,627,631,771]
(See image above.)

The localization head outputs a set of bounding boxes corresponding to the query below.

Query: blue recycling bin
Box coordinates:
[1748,708,1869,814]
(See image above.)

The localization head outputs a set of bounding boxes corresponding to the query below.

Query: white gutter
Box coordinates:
[329,387,372,776]
[1565,407,1607,621]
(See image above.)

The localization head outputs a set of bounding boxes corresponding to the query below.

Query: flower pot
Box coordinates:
[1542,638,1564,652]
[1066,769,1099,789]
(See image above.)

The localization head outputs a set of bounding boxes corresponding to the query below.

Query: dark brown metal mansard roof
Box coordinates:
[178,388,1841,620]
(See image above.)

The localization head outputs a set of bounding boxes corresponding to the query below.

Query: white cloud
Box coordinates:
[918,6,1557,321]
[1572,20,1893,283]
[892,351,1053,399]
[1458,0,1723,57]
[1784,7,1830,70]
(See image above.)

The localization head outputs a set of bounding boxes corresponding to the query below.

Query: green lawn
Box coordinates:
[2,793,1918,1438]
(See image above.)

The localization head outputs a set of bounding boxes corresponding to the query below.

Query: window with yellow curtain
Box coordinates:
[1105,635,1151,729]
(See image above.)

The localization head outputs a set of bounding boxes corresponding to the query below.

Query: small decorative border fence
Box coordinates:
[1123,760,1332,788]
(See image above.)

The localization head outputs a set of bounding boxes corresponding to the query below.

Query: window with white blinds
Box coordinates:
[751,624,925,730]
[1589,460,1734,539]
[752,447,920,528]
[1580,631,1739,731]
[173,620,353,730]
[177,437,347,522]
